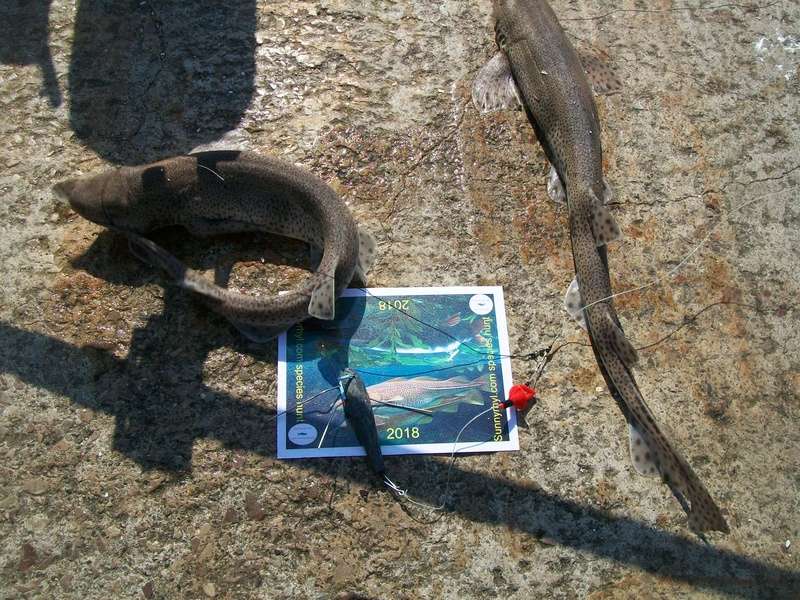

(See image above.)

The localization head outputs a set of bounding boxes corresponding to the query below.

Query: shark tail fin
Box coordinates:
[628,409,729,533]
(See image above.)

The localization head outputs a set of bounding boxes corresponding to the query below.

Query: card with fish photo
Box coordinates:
[276,286,519,459]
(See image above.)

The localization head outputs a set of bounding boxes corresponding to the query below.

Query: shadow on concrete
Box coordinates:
[67,0,257,164]
[1,320,797,597]
[72,228,313,288]
[1,234,797,598]
[0,0,61,106]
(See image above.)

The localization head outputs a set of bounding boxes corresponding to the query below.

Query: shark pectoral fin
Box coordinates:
[472,52,522,113]
[379,395,406,405]
[377,414,433,428]
[603,308,639,367]
[229,320,287,343]
[308,275,336,320]
[628,421,660,477]
[127,233,187,281]
[463,389,486,406]
[564,277,587,329]
[547,164,566,204]
[590,189,622,246]
[432,390,484,410]
[127,235,159,267]
[353,228,377,286]
[427,397,469,413]
[579,52,623,96]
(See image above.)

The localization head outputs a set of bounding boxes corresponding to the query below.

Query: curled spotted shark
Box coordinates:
[55,150,377,341]
[473,0,728,533]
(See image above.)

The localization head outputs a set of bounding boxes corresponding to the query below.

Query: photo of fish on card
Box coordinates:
[277,287,518,459]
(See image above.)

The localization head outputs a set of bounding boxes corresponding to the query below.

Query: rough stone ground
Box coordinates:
[1,0,798,598]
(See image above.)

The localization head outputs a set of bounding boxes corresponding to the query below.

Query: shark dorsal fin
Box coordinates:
[589,188,621,246]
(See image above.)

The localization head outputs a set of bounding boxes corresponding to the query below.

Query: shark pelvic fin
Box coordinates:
[472,52,522,113]
[547,164,566,204]
[628,420,660,477]
[589,189,621,246]
[579,52,623,96]
[308,274,336,320]
[564,277,587,329]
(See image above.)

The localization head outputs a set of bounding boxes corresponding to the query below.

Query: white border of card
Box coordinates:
[277,286,519,459]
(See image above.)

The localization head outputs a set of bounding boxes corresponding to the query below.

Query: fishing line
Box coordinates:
[382,388,540,518]
[379,406,497,514]
[578,187,794,313]
[353,357,538,380]
[263,384,340,425]
[293,182,771,365]
[294,184,794,510]
[197,163,226,182]
[317,399,342,448]
[129,227,551,366]
[314,370,537,515]
[305,278,555,366]
[345,184,797,358]
[129,178,796,400]
[351,337,564,389]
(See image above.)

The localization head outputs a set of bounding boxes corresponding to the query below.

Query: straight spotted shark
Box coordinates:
[55,150,377,341]
[473,0,728,533]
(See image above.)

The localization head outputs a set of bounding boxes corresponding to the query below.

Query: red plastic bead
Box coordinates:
[502,384,537,411]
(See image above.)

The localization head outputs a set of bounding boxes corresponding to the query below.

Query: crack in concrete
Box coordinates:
[108,0,166,145]
[722,163,800,190]
[381,100,470,250]
[610,163,800,208]
[562,1,781,22]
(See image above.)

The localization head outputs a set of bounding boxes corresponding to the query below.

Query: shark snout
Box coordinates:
[53,178,110,226]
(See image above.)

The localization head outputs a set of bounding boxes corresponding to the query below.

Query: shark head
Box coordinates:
[54,164,171,233]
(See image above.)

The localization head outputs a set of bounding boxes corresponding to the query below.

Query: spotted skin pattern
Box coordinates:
[55,150,373,338]
[489,0,727,533]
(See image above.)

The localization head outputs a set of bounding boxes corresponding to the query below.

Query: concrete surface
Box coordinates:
[1,0,798,598]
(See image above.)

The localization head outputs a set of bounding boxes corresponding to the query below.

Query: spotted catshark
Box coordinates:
[54,150,377,341]
[473,0,728,532]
